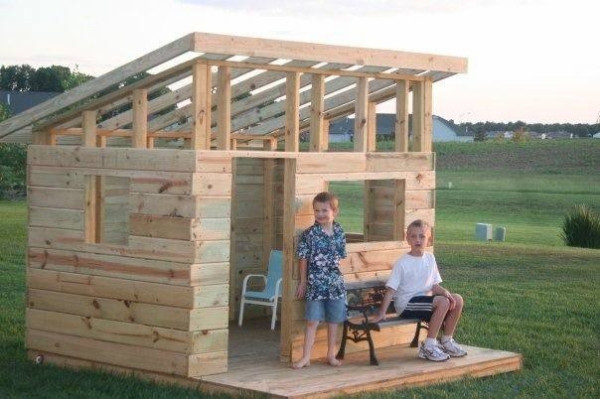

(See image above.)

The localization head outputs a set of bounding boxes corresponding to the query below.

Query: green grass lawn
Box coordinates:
[1,139,599,398]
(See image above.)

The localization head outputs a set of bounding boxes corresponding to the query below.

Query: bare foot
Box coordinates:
[328,357,342,367]
[292,358,310,369]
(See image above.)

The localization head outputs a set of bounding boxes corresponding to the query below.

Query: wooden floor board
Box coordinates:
[197,319,522,398]
[32,317,521,398]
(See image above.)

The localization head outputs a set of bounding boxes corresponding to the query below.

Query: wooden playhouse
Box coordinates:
[0,33,521,397]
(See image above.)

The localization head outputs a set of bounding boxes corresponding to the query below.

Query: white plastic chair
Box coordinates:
[238,250,283,330]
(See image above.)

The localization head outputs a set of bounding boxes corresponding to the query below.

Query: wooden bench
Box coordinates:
[336,280,428,366]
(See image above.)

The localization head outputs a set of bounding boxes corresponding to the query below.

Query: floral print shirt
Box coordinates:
[296,221,347,301]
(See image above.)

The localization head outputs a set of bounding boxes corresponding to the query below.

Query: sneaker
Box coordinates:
[441,338,467,357]
[418,342,450,362]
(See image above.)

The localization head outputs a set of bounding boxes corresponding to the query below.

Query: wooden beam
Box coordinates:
[192,61,212,150]
[192,32,468,74]
[82,111,97,147]
[284,72,300,152]
[210,60,427,82]
[1,33,194,139]
[309,74,325,152]
[217,66,231,150]
[395,81,409,152]
[132,89,148,149]
[354,77,369,152]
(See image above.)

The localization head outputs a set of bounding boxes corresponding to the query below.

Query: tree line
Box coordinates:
[455,120,599,138]
[0,64,94,93]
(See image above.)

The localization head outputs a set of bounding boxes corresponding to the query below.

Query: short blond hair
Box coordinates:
[313,192,339,212]
[407,219,430,233]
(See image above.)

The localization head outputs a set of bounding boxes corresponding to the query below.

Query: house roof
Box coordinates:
[0,91,60,115]
[0,32,467,144]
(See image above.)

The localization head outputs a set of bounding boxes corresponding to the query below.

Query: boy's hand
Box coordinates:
[370,313,385,323]
[295,281,307,299]
[446,292,456,310]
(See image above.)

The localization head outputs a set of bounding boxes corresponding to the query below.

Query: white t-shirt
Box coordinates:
[385,252,442,313]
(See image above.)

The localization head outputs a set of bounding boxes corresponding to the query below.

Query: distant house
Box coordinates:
[0,90,60,115]
[328,113,472,143]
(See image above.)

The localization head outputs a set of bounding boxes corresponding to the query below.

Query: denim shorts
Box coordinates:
[305,298,347,323]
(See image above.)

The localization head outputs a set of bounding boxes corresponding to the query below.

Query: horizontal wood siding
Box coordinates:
[26,146,231,377]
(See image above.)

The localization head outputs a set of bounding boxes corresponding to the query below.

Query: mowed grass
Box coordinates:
[1,139,599,398]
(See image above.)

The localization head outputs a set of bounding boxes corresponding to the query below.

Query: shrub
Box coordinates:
[0,143,27,200]
[561,204,600,249]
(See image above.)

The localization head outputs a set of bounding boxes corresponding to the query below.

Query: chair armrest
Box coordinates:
[241,274,267,294]
[274,278,283,298]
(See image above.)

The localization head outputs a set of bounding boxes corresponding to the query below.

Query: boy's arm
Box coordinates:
[432,284,456,309]
[371,288,396,323]
[295,259,308,299]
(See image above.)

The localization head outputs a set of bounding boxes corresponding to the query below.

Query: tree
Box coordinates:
[473,125,486,141]
[0,103,11,122]
[0,64,94,93]
[0,64,35,91]
[30,65,71,92]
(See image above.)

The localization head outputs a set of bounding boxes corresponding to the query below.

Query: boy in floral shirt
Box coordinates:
[292,192,347,369]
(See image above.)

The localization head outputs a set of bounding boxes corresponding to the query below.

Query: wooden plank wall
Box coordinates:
[26,146,231,378]
[229,158,285,321]
[230,158,283,320]
[285,152,435,362]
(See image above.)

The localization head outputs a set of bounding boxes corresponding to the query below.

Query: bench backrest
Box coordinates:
[346,283,396,318]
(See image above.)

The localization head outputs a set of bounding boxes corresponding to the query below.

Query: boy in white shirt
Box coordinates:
[371,219,467,361]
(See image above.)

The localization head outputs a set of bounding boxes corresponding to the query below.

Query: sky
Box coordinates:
[1,0,598,124]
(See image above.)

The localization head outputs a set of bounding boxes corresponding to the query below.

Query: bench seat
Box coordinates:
[336,280,428,365]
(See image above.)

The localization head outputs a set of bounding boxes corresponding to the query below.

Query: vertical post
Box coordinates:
[82,110,97,147]
[367,102,377,152]
[395,80,409,152]
[393,180,406,241]
[132,89,148,148]
[422,78,433,153]
[84,175,97,243]
[309,74,325,152]
[412,81,424,152]
[281,158,297,362]
[285,72,300,152]
[321,120,330,151]
[32,131,49,145]
[263,157,275,268]
[354,77,368,152]
[192,61,212,150]
[217,66,231,150]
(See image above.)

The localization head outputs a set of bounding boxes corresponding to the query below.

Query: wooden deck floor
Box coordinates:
[194,319,522,398]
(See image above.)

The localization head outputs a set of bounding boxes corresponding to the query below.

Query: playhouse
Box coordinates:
[0,33,521,397]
